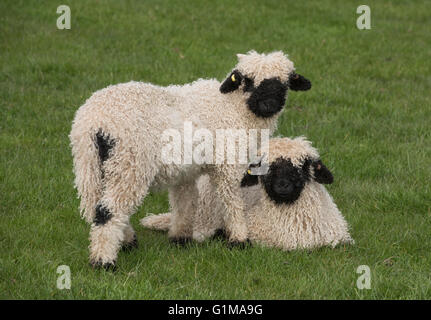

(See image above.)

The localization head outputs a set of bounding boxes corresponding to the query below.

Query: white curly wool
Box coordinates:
[70,51,299,266]
[141,137,354,250]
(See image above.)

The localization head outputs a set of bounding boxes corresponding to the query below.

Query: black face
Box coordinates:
[262,158,309,204]
[220,70,312,118]
[247,78,287,118]
[240,156,333,205]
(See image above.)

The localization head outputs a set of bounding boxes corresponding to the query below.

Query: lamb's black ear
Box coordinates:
[288,72,311,91]
[240,172,259,187]
[312,160,333,184]
[220,70,243,93]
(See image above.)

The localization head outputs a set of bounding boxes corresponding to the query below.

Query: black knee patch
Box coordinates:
[95,130,115,164]
[94,204,112,225]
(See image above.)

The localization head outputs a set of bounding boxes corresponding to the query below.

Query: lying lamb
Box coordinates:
[141,137,354,250]
[70,51,312,268]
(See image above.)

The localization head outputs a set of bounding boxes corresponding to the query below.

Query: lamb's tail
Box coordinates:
[70,126,103,224]
[140,213,172,232]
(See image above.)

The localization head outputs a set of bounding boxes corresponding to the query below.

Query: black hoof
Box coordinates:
[212,229,229,241]
[227,239,252,250]
[121,235,138,252]
[169,237,193,247]
[90,260,117,271]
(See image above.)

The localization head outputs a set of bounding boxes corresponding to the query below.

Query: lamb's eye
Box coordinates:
[243,77,255,92]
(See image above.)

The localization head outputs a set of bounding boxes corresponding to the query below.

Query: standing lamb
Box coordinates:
[70,51,311,269]
[141,137,354,250]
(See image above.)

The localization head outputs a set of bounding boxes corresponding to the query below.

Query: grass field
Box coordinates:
[1,0,430,299]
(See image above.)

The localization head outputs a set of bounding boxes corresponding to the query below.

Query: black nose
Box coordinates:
[284,184,293,193]
[274,180,293,194]
[258,101,270,112]
[278,179,289,187]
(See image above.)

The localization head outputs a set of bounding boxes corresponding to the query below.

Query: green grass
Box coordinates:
[1,0,430,299]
